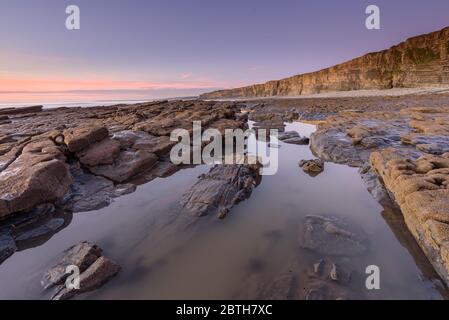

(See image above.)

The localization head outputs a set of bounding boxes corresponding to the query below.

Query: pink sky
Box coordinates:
[0,75,229,103]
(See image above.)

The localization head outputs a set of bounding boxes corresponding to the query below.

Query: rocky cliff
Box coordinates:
[201,26,449,99]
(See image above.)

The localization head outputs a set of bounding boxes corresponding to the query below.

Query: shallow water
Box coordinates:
[0,121,446,299]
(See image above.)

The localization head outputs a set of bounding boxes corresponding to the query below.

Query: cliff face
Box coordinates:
[201,27,449,99]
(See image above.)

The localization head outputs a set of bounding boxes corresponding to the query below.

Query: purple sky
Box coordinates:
[1,0,449,103]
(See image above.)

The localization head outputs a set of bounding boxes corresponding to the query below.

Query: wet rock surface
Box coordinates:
[299,159,325,176]
[181,161,262,218]
[42,241,120,300]
[0,230,16,264]
[300,215,369,256]
[305,102,449,287]
[0,100,248,264]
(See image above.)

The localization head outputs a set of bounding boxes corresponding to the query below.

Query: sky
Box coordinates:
[1,0,449,104]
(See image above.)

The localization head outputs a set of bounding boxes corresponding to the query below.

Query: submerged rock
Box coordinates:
[300,215,368,256]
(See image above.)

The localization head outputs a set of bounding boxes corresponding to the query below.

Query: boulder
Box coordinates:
[42,242,120,300]
[51,256,120,300]
[0,139,72,219]
[77,138,121,167]
[282,137,310,145]
[42,241,103,289]
[181,162,261,218]
[278,131,300,141]
[299,159,325,176]
[64,126,109,153]
[89,150,158,183]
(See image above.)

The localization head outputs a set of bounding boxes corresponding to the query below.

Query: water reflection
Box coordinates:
[0,121,447,299]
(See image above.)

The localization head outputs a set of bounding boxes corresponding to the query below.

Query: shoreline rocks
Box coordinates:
[42,241,120,300]
[299,159,325,176]
[181,160,262,218]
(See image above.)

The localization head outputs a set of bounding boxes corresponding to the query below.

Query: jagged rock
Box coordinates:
[300,215,369,256]
[113,130,175,157]
[0,230,16,264]
[63,165,115,213]
[257,272,297,300]
[89,150,158,183]
[299,159,325,176]
[282,136,310,145]
[0,105,43,116]
[0,139,72,219]
[181,162,261,217]
[311,258,352,284]
[63,126,109,153]
[14,218,66,248]
[51,256,120,300]
[370,148,449,284]
[77,138,121,167]
[278,131,300,141]
[401,134,449,155]
[42,241,103,289]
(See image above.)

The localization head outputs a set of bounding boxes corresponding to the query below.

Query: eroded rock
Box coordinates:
[299,159,325,176]
[181,162,261,218]
[0,139,72,219]
[300,215,369,256]
[89,150,158,183]
[64,126,109,153]
[0,230,16,264]
[42,242,120,300]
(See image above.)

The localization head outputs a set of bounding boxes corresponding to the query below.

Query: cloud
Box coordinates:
[0,76,224,92]
[0,75,227,103]
[180,73,193,79]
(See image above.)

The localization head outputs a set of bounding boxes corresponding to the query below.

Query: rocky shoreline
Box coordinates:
[1,92,449,297]
[0,100,253,268]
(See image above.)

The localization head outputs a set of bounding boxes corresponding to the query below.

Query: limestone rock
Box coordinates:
[0,139,72,219]
[300,215,369,256]
[42,241,103,289]
[0,230,17,264]
[201,26,449,99]
[282,136,310,145]
[77,138,121,167]
[299,159,325,176]
[51,256,120,300]
[89,150,158,183]
[181,162,261,217]
[64,126,109,153]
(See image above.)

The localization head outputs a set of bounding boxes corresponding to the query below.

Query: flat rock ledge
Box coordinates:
[0,100,248,263]
[309,106,449,286]
[371,148,449,284]
[42,241,120,300]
